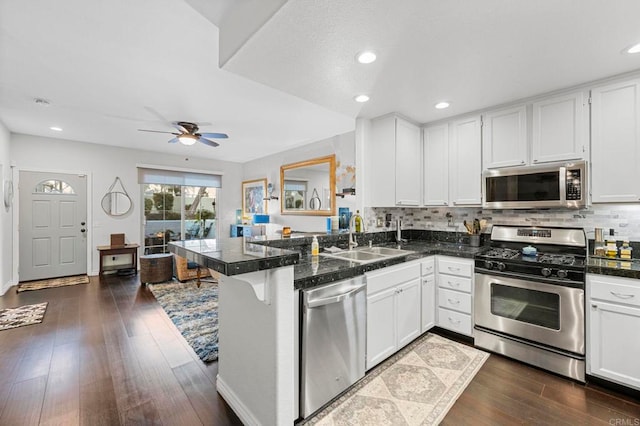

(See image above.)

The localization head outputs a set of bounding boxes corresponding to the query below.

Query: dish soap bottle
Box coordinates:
[354,210,363,233]
[311,235,319,256]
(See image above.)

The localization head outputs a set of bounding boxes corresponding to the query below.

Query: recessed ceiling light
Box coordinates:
[50,126,63,131]
[625,42,640,54]
[356,51,377,64]
[354,94,370,103]
[435,101,450,109]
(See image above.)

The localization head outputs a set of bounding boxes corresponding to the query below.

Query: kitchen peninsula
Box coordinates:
[169,238,300,426]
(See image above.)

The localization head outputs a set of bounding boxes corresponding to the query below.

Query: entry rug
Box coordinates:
[0,302,48,331]
[148,279,219,362]
[17,275,89,292]
[305,333,489,425]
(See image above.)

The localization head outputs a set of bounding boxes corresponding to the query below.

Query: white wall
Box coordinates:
[0,121,12,294]
[242,131,356,233]
[10,133,243,279]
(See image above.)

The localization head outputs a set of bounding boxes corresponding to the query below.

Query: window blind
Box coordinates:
[137,167,222,187]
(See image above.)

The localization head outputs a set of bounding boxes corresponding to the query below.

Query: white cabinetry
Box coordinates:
[531,91,586,164]
[366,262,421,369]
[423,123,449,206]
[482,105,528,169]
[367,115,421,207]
[436,256,474,336]
[482,92,587,170]
[420,257,436,332]
[591,79,640,203]
[449,116,482,206]
[587,274,640,390]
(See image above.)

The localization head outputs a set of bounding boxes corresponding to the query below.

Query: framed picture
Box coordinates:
[242,178,268,216]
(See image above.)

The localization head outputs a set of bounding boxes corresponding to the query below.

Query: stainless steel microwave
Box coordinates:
[482,161,587,209]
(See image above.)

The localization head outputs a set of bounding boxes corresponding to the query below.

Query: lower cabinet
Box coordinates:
[436,256,474,336]
[587,274,640,390]
[366,262,421,370]
[421,257,436,332]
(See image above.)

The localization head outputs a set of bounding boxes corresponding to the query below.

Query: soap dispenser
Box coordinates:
[311,235,319,256]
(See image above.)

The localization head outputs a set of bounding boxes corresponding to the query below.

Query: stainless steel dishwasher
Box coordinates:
[300,276,366,418]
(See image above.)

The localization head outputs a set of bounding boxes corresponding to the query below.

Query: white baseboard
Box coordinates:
[1,279,16,296]
[216,375,261,426]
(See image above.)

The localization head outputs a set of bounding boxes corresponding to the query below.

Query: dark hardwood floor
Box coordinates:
[1,274,638,425]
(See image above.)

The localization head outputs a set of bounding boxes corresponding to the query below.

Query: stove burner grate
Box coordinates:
[538,254,576,266]
[483,248,520,259]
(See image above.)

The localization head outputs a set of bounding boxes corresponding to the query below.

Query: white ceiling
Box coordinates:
[2,1,640,163]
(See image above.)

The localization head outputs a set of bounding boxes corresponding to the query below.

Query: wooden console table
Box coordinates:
[97,244,140,275]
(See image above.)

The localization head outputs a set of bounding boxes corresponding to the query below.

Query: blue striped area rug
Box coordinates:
[148,279,219,362]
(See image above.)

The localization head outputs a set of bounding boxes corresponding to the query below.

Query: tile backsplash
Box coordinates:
[366,204,640,241]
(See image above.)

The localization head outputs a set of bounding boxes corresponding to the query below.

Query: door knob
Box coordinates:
[81,221,86,226]
[81,229,86,233]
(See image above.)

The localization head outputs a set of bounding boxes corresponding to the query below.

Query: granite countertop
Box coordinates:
[586,257,640,280]
[169,238,299,276]
[293,241,484,290]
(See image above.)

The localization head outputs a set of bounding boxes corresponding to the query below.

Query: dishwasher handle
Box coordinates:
[305,281,366,308]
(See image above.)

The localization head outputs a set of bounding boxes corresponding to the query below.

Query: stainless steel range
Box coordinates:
[474,225,587,382]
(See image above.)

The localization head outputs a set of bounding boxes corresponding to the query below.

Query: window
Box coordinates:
[34,179,76,194]
[284,179,307,210]
[138,167,221,255]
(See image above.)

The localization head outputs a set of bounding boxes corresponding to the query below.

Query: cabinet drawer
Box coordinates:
[437,257,473,278]
[421,257,435,276]
[438,288,472,313]
[437,274,472,293]
[437,308,472,336]
[366,262,421,295]
[589,275,640,307]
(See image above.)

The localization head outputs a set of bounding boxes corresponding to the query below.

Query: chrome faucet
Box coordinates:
[348,212,365,250]
[395,219,408,243]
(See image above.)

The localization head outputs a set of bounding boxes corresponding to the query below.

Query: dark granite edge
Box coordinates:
[586,258,640,280]
[169,243,299,277]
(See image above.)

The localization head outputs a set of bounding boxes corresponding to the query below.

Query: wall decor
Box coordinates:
[280,154,336,216]
[102,176,132,217]
[242,178,268,217]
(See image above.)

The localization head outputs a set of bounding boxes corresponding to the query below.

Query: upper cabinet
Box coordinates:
[366,115,421,207]
[395,118,422,206]
[531,91,587,164]
[482,104,528,169]
[423,123,449,206]
[591,79,640,203]
[482,92,588,170]
[450,115,482,206]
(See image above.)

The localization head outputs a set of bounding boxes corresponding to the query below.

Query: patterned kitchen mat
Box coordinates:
[305,332,489,425]
[0,302,48,331]
[17,275,89,292]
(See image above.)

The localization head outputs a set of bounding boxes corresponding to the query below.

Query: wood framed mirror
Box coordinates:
[280,154,336,216]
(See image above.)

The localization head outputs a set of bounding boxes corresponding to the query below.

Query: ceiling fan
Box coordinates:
[138,121,229,147]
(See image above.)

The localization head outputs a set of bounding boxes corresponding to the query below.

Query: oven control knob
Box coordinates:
[484,260,494,270]
[497,262,506,272]
[557,269,568,279]
[541,267,552,277]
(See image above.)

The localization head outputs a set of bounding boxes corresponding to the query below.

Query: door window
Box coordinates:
[490,283,560,330]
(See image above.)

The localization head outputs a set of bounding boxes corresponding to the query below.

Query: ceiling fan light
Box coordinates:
[356,51,377,64]
[178,134,197,145]
[625,42,640,54]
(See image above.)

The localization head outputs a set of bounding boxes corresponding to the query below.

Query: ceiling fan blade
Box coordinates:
[168,137,179,144]
[194,121,212,126]
[198,137,219,147]
[138,129,179,135]
[199,132,228,139]
[144,106,173,128]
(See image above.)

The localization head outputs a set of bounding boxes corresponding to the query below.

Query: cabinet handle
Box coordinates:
[448,317,461,324]
[448,266,461,272]
[448,280,460,287]
[591,304,598,309]
[610,292,635,299]
[447,298,460,305]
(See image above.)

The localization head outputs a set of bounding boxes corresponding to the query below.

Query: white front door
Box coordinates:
[19,171,88,281]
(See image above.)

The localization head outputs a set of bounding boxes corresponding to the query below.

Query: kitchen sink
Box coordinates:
[320,246,414,264]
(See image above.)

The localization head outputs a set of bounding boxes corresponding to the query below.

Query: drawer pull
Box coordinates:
[610,291,635,299]
[448,317,461,324]
[447,298,460,305]
[448,280,460,287]
[448,266,461,272]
